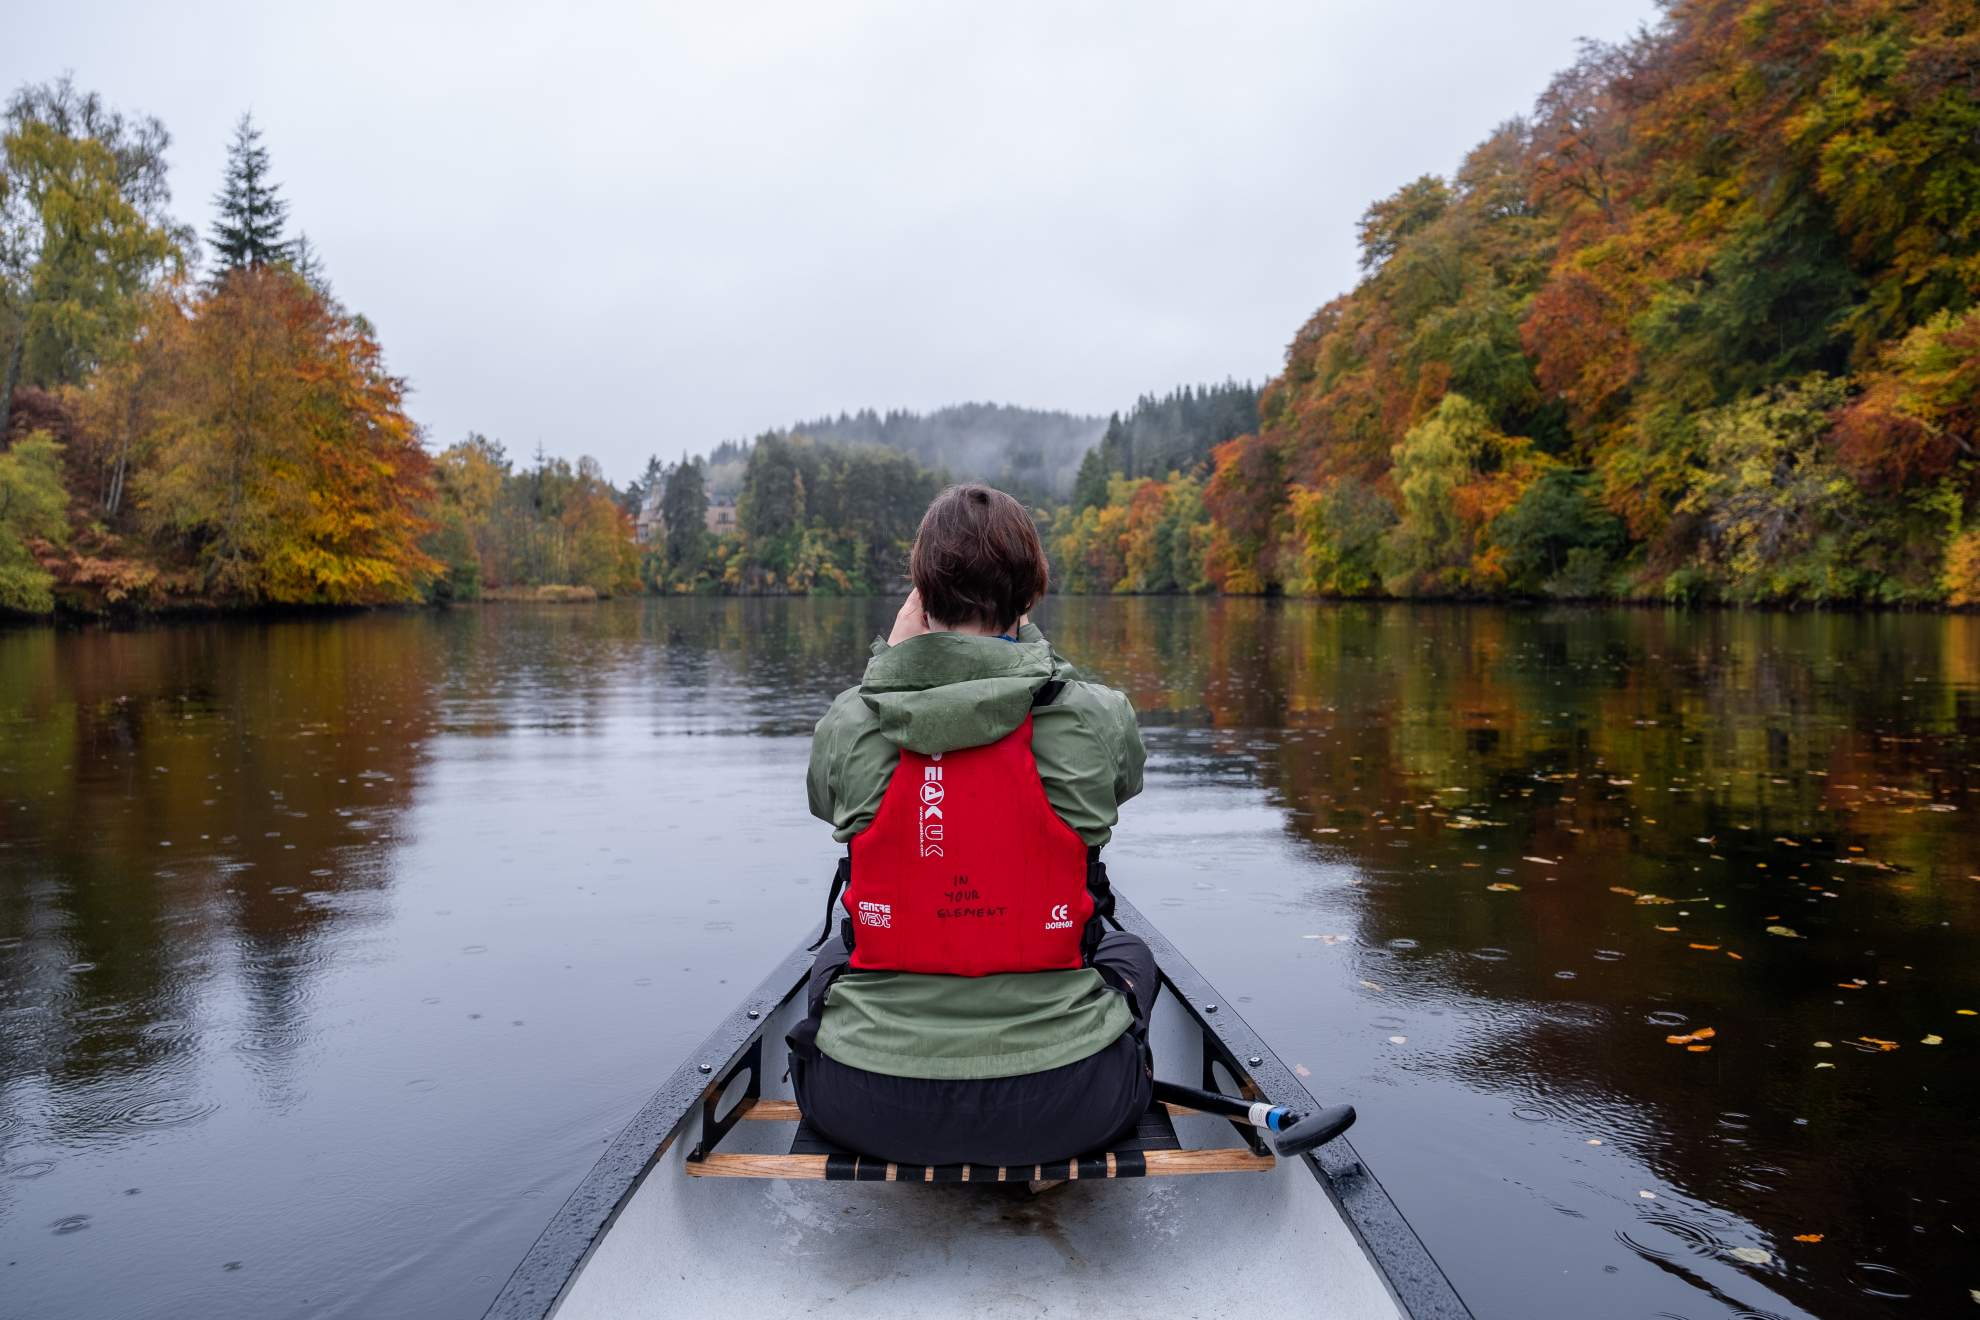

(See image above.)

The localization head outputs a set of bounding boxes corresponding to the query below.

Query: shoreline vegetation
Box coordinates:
[4,0,1978,625]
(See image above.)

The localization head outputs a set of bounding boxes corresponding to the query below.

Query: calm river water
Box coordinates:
[2,599,1975,1319]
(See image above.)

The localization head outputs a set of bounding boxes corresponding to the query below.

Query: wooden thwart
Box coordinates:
[686,1147,1272,1181]
[739,1098,1205,1122]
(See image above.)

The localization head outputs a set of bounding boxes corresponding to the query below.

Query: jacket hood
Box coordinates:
[859,632,1058,755]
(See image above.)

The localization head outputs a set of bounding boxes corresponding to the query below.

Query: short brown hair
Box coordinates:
[910,484,1048,634]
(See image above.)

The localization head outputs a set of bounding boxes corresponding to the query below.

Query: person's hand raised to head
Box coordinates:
[888,587,930,647]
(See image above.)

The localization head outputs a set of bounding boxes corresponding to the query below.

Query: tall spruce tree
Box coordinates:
[209,114,290,273]
[661,457,709,577]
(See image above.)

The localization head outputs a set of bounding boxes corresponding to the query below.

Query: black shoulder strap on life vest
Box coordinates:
[809,851,851,951]
[1032,678,1065,708]
[1082,844,1113,963]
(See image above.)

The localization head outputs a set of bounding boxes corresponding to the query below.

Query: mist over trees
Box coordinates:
[777,402,1104,502]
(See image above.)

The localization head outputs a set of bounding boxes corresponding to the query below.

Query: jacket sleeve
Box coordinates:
[1029,681,1144,847]
[1107,687,1147,806]
[808,685,900,842]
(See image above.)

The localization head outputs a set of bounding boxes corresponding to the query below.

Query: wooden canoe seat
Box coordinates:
[684,1098,1274,1182]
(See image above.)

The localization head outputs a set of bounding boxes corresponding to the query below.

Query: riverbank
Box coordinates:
[13,583,1980,631]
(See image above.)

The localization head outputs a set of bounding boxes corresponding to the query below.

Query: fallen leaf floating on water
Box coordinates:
[1635,894,1676,905]
[1686,1044,1713,1052]
[1858,1036,1899,1052]
[1638,1190,1657,1199]
[1766,925,1801,938]
[1388,1035,1407,1045]
[1729,1247,1772,1266]
[1815,1062,1835,1069]
[1689,943,1720,951]
[1523,856,1557,866]
[1586,1138,1603,1146]
[1486,882,1520,892]
[1665,1027,1717,1046]
[1359,979,1384,992]
[1837,982,1864,991]
[1655,925,1680,933]
[1793,1233,1824,1243]
[1726,951,1744,960]
[1921,1034,1943,1046]
[1813,1040,1832,1048]
[1959,1009,1977,1016]
[1609,886,1639,896]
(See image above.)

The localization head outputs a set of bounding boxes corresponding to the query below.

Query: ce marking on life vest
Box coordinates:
[918,759,945,858]
[1044,903,1075,931]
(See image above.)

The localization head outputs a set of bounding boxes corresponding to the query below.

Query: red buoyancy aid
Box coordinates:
[841,713,1098,976]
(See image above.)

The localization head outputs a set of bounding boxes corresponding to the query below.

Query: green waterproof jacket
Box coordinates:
[806,622,1146,1079]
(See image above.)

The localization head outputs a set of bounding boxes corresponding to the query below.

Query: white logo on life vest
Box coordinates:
[857,900,892,929]
[918,764,944,858]
[1044,903,1074,931]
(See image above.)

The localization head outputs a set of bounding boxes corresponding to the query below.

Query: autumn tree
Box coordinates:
[0,78,186,427]
[1675,375,1866,603]
[142,267,435,603]
[0,431,68,612]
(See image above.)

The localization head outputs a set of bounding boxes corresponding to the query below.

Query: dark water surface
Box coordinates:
[2,599,1975,1319]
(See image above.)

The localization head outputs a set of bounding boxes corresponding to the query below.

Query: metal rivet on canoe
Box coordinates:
[1248,1055,1262,1066]
[1204,1004,1217,1013]
[746,1009,760,1020]
[697,1063,712,1074]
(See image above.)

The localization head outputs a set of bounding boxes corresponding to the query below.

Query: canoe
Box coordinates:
[483,892,1471,1319]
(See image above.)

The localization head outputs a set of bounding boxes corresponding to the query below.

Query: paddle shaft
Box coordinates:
[1153,1079,1357,1155]
[1154,1080,1292,1130]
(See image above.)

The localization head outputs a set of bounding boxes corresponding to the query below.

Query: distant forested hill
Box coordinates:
[1071,381,1259,508]
[779,403,1105,501]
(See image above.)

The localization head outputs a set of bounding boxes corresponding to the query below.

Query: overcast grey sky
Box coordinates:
[11,1,1659,483]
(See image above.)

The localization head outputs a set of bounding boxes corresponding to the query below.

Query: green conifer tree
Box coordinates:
[209,114,290,273]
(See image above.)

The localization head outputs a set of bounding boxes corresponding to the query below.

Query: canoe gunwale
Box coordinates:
[481,943,814,1320]
[481,894,1471,1320]
[1109,898,1473,1320]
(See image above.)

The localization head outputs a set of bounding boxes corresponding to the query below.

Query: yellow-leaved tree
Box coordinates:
[141,267,435,604]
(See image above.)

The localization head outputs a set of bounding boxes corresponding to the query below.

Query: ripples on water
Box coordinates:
[1,598,1975,1319]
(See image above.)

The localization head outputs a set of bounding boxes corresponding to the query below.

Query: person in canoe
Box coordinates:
[790,482,1153,1167]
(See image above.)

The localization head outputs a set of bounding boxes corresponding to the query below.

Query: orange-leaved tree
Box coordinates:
[141,266,435,603]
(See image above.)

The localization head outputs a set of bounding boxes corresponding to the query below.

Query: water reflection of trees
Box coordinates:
[1044,599,1980,1313]
[0,617,440,1145]
[0,598,889,1151]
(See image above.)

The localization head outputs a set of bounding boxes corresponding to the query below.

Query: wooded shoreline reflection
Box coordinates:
[2,600,1975,1316]
[1046,598,1977,1316]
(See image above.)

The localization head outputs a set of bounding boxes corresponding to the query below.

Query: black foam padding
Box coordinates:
[784,1098,1182,1185]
